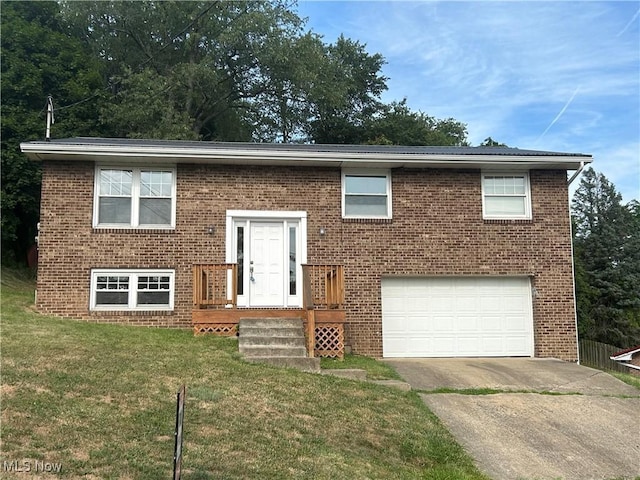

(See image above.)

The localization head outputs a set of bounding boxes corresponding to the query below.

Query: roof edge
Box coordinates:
[20,138,594,170]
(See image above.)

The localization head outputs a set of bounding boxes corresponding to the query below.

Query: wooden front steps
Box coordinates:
[238,318,320,373]
[193,308,346,359]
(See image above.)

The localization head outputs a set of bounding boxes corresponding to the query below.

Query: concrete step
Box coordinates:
[239,335,305,348]
[239,345,308,357]
[239,317,303,329]
[239,326,304,338]
[237,317,314,373]
[245,356,320,373]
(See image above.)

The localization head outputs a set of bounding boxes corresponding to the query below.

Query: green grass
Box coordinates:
[611,371,640,390]
[0,270,489,479]
[321,354,403,380]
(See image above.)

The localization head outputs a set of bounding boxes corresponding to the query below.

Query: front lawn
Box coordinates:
[0,270,488,479]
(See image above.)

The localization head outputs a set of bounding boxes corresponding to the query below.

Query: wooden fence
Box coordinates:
[578,339,628,373]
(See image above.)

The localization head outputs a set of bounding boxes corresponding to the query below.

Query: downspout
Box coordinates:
[567,161,585,185]
[567,161,585,363]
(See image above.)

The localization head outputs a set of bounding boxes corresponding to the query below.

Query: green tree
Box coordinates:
[1,1,104,265]
[99,68,200,140]
[248,32,327,142]
[363,100,468,146]
[62,0,308,141]
[306,35,387,144]
[480,137,507,147]
[572,168,640,347]
[60,1,469,146]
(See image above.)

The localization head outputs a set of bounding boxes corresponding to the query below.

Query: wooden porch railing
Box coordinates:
[192,264,237,308]
[302,264,345,358]
[301,264,345,310]
[192,263,345,359]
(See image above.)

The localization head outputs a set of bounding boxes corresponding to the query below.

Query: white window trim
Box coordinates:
[93,166,177,229]
[341,169,392,219]
[481,171,532,220]
[90,269,175,311]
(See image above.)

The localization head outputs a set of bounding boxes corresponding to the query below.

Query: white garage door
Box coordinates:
[382,277,534,358]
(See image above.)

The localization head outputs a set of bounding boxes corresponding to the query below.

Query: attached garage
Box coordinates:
[381,277,534,358]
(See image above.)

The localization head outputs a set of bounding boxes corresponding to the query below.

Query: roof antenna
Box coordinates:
[45,95,54,141]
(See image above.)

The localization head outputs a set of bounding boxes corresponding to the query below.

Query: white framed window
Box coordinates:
[90,269,175,311]
[93,167,176,228]
[342,170,392,219]
[482,172,532,219]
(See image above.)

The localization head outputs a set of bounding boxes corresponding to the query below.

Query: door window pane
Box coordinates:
[289,227,296,296]
[237,226,244,296]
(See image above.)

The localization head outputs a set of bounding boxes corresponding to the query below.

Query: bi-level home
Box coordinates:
[21,138,592,361]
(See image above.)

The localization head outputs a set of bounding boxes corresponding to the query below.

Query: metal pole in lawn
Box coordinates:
[173,385,186,480]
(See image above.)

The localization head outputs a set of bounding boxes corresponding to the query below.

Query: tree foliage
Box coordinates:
[1,1,104,264]
[479,137,507,147]
[572,167,640,347]
[2,0,473,265]
[363,100,468,146]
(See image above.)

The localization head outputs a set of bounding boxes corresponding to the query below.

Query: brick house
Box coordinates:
[21,138,592,361]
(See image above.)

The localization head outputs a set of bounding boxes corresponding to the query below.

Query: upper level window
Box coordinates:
[482,173,531,219]
[342,170,392,219]
[94,167,176,228]
[90,269,174,311]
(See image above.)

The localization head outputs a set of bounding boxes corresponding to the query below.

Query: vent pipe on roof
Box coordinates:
[45,95,54,142]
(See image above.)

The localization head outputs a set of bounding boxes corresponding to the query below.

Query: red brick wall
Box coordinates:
[37,161,578,360]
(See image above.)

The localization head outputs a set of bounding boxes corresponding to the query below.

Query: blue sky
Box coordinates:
[296,1,640,203]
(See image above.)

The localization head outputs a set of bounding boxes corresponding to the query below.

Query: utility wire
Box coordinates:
[54,92,102,111]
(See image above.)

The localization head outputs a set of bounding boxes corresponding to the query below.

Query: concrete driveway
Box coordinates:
[385,358,640,480]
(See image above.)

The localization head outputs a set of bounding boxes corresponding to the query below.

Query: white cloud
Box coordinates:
[298,1,639,200]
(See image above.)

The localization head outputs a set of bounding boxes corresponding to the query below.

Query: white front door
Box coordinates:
[249,222,285,306]
[226,211,307,309]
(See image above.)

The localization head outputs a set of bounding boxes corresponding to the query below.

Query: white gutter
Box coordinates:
[567,160,587,363]
[19,142,593,169]
[567,161,586,185]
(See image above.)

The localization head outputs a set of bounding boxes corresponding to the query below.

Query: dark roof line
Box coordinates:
[33,137,592,158]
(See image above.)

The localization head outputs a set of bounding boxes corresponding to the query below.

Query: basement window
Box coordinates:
[90,269,174,311]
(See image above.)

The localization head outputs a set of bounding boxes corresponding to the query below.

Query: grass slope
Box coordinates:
[0,270,488,479]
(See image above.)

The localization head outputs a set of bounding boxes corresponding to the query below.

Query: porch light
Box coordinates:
[319,227,326,236]
[206,225,215,235]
